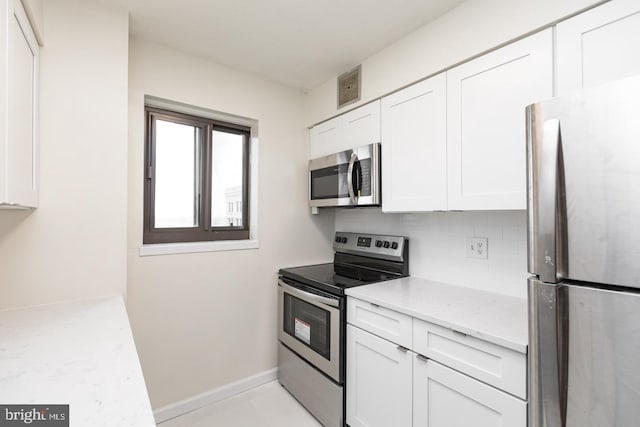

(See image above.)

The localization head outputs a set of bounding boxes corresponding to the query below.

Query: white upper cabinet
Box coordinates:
[312,1,634,212]
[446,29,553,210]
[1,0,39,208]
[381,73,447,212]
[341,101,381,149]
[309,118,340,159]
[557,0,640,96]
[380,30,552,212]
[309,100,380,159]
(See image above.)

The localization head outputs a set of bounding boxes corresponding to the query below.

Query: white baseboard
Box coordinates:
[153,368,278,424]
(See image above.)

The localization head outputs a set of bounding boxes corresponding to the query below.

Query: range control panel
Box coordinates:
[333,232,407,262]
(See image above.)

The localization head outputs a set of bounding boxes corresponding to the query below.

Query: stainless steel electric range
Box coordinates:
[277,232,409,427]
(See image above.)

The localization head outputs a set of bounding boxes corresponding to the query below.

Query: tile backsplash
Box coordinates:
[336,209,528,299]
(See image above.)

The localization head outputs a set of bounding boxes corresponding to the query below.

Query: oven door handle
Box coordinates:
[278,280,340,308]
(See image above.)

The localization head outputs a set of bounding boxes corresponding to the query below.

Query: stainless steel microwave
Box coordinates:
[308,143,381,208]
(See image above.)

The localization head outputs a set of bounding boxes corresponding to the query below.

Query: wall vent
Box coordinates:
[337,65,361,108]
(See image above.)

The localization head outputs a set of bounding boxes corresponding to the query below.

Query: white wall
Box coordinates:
[127,37,334,408]
[20,0,44,43]
[305,0,604,125]
[0,0,128,309]
[336,209,528,298]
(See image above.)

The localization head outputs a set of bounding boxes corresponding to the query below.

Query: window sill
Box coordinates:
[139,239,259,257]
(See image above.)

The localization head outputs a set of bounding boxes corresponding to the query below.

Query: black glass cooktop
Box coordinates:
[279,261,403,297]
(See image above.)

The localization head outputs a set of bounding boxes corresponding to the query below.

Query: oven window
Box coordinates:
[283,293,331,359]
[310,164,349,200]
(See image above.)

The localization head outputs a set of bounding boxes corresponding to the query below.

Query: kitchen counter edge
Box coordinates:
[345,277,528,354]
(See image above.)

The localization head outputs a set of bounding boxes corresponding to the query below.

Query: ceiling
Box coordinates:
[115,0,466,91]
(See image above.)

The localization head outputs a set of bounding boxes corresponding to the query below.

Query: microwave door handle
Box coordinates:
[354,160,362,197]
[347,152,358,203]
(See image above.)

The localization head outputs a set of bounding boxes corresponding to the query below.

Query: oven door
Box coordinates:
[308,143,380,208]
[278,279,342,383]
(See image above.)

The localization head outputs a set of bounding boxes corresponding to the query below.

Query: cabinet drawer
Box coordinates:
[413,318,526,399]
[347,298,412,348]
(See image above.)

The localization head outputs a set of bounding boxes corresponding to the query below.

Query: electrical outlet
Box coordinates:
[465,237,488,259]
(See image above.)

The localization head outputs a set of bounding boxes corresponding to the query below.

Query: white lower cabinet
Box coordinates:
[413,357,526,427]
[347,297,413,349]
[346,297,527,427]
[347,325,412,427]
[413,318,526,399]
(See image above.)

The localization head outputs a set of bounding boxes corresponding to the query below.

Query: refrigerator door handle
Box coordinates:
[538,118,563,283]
[526,105,536,275]
[556,286,569,427]
[530,279,569,427]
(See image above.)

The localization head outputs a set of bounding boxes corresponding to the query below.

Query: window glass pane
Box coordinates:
[211,130,244,227]
[154,119,199,228]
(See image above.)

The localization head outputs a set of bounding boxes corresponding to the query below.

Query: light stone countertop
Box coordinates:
[346,277,528,353]
[0,296,156,427]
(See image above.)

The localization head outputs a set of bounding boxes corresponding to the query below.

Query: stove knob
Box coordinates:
[375,240,383,248]
[341,237,348,244]
[335,236,341,243]
[383,241,391,249]
[391,242,399,250]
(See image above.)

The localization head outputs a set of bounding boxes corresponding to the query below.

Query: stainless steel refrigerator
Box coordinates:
[527,75,640,427]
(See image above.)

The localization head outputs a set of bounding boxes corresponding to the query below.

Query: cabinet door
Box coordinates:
[309,116,341,159]
[381,73,447,212]
[6,0,39,207]
[347,325,412,427]
[446,29,553,210]
[309,101,380,159]
[341,100,380,149]
[413,357,526,427]
[413,318,526,399]
[557,0,640,95]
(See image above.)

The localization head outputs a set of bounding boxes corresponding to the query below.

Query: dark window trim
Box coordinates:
[143,107,251,244]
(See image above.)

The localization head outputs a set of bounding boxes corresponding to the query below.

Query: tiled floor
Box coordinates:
[156,380,322,427]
